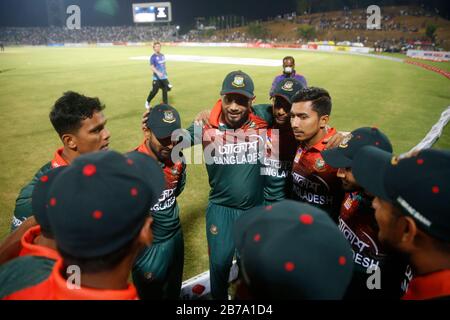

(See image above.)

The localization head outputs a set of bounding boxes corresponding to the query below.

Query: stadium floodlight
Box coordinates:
[132,2,172,23]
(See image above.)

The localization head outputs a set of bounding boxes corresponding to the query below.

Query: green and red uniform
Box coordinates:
[11,148,69,231]
[0,257,137,300]
[252,104,299,205]
[290,128,344,220]
[339,191,410,299]
[186,99,269,299]
[132,142,186,299]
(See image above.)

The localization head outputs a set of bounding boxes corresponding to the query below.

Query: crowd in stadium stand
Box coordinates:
[0,25,177,45]
[310,7,436,32]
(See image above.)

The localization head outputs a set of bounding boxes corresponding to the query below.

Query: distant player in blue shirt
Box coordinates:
[269,56,307,96]
[145,42,172,109]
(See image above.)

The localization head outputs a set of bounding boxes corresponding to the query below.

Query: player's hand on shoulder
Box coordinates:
[194,109,211,128]
[323,131,350,150]
[142,109,151,131]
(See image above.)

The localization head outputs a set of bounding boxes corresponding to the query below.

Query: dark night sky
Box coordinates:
[0,0,448,30]
[0,0,298,29]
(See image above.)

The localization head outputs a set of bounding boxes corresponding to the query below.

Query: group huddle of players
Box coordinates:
[0,50,449,300]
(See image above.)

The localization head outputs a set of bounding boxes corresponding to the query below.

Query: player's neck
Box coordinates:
[61,147,79,164]
[303,128,327,148]
[76,255,134,291]
[409,247,450,276]
[34,235,57,251]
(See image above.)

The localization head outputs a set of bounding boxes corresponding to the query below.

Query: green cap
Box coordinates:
[234,200,353,299]
[322,127,393,168]
[146,104,181,139]
[47,150,165,258]
[220,70,255,99]
[271,78,305,103]
[353,147,450,243]
[31,166,67,238]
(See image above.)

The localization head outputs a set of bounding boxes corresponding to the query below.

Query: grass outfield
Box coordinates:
[0,46,449,280]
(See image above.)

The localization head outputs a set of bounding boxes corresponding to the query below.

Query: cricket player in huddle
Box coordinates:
[132,104,186,299]
[11,91,110,231]
[184,70,271,299]
[289,87,344,220]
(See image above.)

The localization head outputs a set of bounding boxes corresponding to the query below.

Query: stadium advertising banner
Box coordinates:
[132,2,172,23]
[407,50,450,62]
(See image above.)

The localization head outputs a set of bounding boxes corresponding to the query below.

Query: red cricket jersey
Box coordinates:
[3,259,138,300]
[402,270,450,300]
[290,128,343,219]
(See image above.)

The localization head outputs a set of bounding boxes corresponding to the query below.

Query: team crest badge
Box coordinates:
[210,224,218,235]
[315,158,326,171]
[231,75,245,88]
[339,134,353,149]
[281,81,294,91]
[171,167,179,175]
[163,111,176,123]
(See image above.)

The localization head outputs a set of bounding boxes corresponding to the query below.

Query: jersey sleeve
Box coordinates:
[150,54,157,66]
[252,104,274,126]
[11,162,52,232]
[175,163,187,197]
[185,122,203,147]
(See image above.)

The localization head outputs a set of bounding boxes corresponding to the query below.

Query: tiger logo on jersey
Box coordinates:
[314,158,327,172]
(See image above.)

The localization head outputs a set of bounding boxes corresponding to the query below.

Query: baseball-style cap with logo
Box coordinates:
[220,70,255,99]
[271,78,305,103]
[47,150,165,258]
[31,166,67,238]
[322,127,393,168]
[146,104,181,139]
[353,147,450,243]
[234,200,353,299]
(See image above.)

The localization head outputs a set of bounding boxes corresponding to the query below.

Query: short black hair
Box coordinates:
[59,237,136,274]
[49,91,105,137]
[283,56,295,64]
[291,87,332,117]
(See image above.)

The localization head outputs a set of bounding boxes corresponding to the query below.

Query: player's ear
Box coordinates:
[62,133,77,150]
[399,216,418,250]
[319,114,330,129]
[143,127,152,139]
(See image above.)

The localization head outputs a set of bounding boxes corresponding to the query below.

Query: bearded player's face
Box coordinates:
[73,111,110,154]
[372,197,405,251]
[272,96,291,126]
[221,94,251,129]
[290,101,325,142]
[336,167,361,191]
[148,131,177,162]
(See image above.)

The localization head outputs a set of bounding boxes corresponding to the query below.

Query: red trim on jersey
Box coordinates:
[18,225,59,261]
[50,148,70,168]
[4,259,138,300]
[402,269,450,300]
